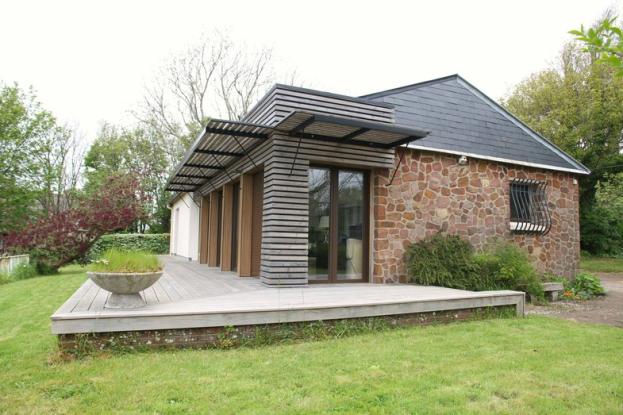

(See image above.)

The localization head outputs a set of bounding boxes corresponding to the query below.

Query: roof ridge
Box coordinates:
[363,74,589,174]
[360,74,461,99]
[452,77,590,174]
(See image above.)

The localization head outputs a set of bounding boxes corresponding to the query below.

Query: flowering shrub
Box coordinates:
[3,174,147,273]
[565,272,605,300]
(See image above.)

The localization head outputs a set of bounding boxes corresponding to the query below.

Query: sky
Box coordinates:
[0,0,618,143]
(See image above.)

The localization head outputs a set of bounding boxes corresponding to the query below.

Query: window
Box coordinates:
[509,179,551,234]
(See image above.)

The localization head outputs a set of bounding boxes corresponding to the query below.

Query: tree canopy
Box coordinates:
[503,13,623,253]
[571,15,623,76]
[84,123,170,232]
[0,84,81,235]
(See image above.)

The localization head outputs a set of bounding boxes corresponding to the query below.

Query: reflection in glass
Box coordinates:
[308,168,330,280]
[336,170,364,280]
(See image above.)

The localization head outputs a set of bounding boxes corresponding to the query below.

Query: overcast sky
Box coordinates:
[1,0,618,142]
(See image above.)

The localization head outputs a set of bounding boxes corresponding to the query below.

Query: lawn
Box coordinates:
[580,256,623,273]
[1,268,622,414]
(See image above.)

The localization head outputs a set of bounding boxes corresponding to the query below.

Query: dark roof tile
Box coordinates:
[363,75,589,174]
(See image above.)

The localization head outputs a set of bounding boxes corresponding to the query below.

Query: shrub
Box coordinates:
[85,233,169,262]
[10,262,38,280]
[405,234,482,290]
[405,234,544,298]
[0,262,38,285]
[88,249,162,273]
[475,244,544,300]
[581,204,623,256]
[567,272,605,299]
[0,273,11,285]
[3,174,148,273]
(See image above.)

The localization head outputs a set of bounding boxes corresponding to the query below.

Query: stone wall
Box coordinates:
[372,148,581,283]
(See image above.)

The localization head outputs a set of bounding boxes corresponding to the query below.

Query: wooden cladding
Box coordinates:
[196,132,392,286]
[207,191,221,267]
[251,171,264,277]
[244,85,394,126]
[199,196,210,264]
[220,183,234,272]
[237,175,253,276]
[260,154,310,286]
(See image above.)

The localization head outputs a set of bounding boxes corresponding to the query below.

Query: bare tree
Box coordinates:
[137,31,286,159]
[35,125,86,215]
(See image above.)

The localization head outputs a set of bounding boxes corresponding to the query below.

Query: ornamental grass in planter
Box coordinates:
[87,249,163,309]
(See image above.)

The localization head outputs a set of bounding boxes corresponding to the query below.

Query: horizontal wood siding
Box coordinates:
[245,86,394,126]
[260,151,309,286]
[260,134,394,286]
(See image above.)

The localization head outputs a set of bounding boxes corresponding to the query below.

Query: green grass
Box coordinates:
[1,268,622,414]
[580,256,623,273]
[87,249,161,273]
[0,262,38,285]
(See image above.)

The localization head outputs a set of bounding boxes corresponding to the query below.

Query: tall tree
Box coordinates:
[35,125,85,216]
[84,123,169,232]
[502,27,623,253]
[136,31,287,161]
[571,12,623,76]
[0,84,82,235]
[503,44,623,178]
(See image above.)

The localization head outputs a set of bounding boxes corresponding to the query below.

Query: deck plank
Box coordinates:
[152,280,172,304]
[157,276,184,301]
[71,281,100,312]
[142,287,158,304]
[55,279,91,314]
[89,287,110,311]
[51,255,525,335]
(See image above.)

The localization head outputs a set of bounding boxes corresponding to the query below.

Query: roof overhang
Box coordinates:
[165,119,271,192]
[165,111,429,192]
[274,112,429,148]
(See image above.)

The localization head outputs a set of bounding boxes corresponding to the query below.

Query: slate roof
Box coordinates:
[362,74,590,174]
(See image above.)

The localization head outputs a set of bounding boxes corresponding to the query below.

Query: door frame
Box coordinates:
[309,165,370,284]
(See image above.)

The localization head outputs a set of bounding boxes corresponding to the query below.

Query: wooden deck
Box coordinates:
[51,256,524,335]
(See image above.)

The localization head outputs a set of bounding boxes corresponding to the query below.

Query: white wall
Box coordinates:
[169,193,200,261]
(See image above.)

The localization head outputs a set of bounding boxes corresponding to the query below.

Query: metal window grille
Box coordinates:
[509,179,551,234]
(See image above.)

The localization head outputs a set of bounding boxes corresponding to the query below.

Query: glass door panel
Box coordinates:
[336,171,365,280]
[308,168,331,281]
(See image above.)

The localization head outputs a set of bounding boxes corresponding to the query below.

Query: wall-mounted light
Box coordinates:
[458,155,468,165]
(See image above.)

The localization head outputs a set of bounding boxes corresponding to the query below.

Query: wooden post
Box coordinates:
[199,196,210,264]
[220,184,234,271]
[251,171,264,277]
[238,174,254,276]
[207,192,220,267]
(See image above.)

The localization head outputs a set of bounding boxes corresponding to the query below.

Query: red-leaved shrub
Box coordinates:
[3,174,147,272]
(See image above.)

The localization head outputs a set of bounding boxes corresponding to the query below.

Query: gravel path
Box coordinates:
[527,273,623,327]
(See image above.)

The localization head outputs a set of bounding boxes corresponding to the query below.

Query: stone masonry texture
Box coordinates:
[373,148,581,283]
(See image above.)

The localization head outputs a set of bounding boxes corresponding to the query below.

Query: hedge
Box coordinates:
[85,233,170,262]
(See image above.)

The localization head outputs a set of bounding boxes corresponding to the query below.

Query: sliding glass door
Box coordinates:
[308,167,368,283]
[308,168,331,281]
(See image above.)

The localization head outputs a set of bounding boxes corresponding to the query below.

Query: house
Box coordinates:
[167,74,589,287]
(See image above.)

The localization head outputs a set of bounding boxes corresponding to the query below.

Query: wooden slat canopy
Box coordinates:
[165,119,272,192]
[275,111,429,148]
[166,112,429,192]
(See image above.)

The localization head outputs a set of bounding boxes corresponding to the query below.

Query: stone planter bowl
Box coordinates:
[88,271,163,309]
